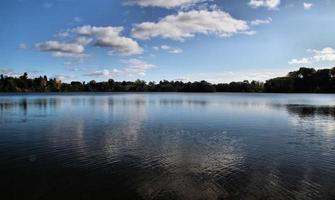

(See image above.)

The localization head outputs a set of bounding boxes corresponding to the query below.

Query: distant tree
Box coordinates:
[264,77,295,93]
[1,67,335,93]
[314,69,332,92]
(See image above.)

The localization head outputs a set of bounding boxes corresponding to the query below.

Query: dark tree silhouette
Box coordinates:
[1,67,335,93]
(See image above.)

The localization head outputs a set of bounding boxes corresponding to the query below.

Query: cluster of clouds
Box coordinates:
[36,26,143,58]
[33,0,291,80]
[289,47,335,65]
[35,10,270,62]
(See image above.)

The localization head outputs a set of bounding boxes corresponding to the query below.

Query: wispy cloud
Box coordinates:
[153,45,183,54]
[250,17,272,26]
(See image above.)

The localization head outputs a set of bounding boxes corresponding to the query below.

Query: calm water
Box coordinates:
[1,93,335,200]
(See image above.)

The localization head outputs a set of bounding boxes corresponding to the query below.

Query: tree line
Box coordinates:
[0,67,335,93]
[264,67,335,93]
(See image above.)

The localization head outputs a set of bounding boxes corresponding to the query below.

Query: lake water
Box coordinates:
[1,93,335,200]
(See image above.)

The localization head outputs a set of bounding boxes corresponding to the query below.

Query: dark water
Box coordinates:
[1,93,335,200]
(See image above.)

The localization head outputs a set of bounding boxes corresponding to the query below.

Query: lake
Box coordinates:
[0,93,335,200]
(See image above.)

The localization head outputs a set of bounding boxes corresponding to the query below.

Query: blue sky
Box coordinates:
[1,0,335,83]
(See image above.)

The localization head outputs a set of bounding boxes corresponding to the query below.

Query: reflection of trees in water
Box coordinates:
[159,99,208,107]
[285,104,335,135]
[0,97,62,122]
[0,98,62,112]
[280,104,335,199]
[285,105,335,135]
[3,94,335,199]
[286,105,335,119]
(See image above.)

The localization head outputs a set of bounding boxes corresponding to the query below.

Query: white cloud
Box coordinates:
[35,37,92,58]
[56,31,70,38]
[250,17,272,26]
[75,25,143,56]
[122,59,155,76]
[289,47,335,65]
[169,48,183,54]
[125,0,203,9]
[242,30,257,35]
[84,59,155,78]
[288,58,311,65]
[36,41,84,55]
[84,69,120,78]
[38,25,144,58]
[131,10,249,40]
[183,70,287,83]
[303,2,313,10]
[249,0,280,9]
[75,37,92,46]
[161,45,171,50]
[51,52,88,58]
[313,47,335,61]
[153,45,183,53]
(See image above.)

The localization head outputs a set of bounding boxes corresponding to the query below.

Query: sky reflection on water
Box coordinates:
[0,93,335,200]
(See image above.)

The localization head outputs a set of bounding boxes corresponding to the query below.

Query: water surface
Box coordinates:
[1,93,335,200]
